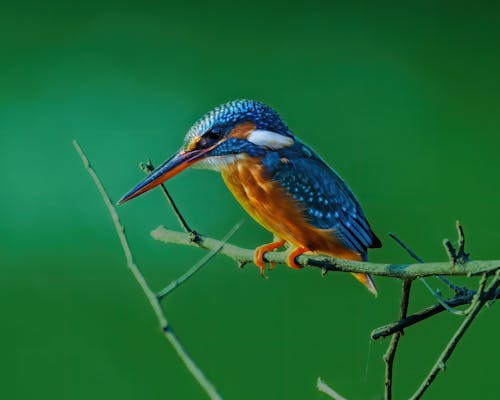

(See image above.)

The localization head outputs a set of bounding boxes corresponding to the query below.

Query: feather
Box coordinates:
[263,140,381,256]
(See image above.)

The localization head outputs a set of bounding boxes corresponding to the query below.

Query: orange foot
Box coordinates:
[254,239,286,277]
[286,246,310,270]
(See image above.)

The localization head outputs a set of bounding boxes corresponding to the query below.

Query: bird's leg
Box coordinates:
[254,239,286,276]
[286,246,309,270]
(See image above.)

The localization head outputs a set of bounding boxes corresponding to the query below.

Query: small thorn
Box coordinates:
[237,261,247,269]
[321,267,328,277]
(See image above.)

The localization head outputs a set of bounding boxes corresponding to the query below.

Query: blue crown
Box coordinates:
[184,99,291,145]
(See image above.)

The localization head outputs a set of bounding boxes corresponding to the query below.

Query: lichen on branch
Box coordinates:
[151,226,500,279]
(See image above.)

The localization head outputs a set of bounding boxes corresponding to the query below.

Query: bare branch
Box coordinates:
[419,278,468,316]
[157,221,243,300]
[410,272,500,400]
[76,142,499,400]
[317,378,347,400]
[422,273,489,317]
[140,160,201,242]
[389,232,424,263]
[371,286,500,339]
[384,279,412,400]
[151,227,500,279]
[390,232,464,294]
[73,141,223,400]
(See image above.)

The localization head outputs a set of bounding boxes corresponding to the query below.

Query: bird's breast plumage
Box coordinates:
[220,153,366,260]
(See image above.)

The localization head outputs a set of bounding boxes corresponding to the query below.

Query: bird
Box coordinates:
[118,99,382,295]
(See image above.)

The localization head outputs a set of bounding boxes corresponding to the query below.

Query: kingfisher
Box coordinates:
[118,100,381,295]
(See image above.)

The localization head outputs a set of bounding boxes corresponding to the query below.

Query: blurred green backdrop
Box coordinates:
[1,1,499,399]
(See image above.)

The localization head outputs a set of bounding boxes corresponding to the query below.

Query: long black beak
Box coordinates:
[117,148,209,205]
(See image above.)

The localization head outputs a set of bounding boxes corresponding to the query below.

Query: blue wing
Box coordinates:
[262,140,381,258]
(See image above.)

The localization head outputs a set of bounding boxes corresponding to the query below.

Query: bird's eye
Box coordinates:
[205,128,222,140]
[198,128,223,148]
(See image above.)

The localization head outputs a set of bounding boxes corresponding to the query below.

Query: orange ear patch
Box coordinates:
[228,121,256,139]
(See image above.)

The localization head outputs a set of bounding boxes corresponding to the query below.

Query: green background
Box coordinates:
[1,1,499,399]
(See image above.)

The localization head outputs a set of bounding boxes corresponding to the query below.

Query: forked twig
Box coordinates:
[410,272,500,399]
[443,221,470,265]
[371,286,500,339]
[73,140,225,400]
[386,229,498,399]
[389,232,469,315]
[157,221,243,300]
[420,274,488,316]
[389,232,463,293]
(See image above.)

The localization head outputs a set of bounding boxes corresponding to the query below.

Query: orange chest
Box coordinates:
[220,157,359,259]
[221,158,300,241]
[220,158,318,247]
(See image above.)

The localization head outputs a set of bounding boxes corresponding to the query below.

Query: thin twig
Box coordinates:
[443,221,470,265]
[140,160,200,242]
[390,232,463,293]
[409,272,500,400]
[419,278,467,315]
[317,378,347,400]
[73,140,223,400]
[435,275,465,293]
[443,239,457,263]
[438,222,469,291]
[420,273,488,316]
[390,232,469,309]
[151,227,500,279]
[384,279,412,400]
[389,232,424,263]
[371,286,500,339]
[455,220,469,263]
[157,221,243,300]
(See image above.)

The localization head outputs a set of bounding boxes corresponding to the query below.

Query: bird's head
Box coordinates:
[118,99,295,204]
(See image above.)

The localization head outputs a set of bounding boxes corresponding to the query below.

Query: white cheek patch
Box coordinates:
[193,154,243,171]
[247,130,294,149]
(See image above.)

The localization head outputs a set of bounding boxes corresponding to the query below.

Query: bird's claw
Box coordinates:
[286,246,308,270]
[253,240,286,277]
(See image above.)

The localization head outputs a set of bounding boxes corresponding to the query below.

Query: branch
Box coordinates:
[151,227,500,279]
[390,229,467,295]
[443,220,470,265]
[140,160,201,242]
[157,221,243,300]
[371,286,500,339]
[382,230,498,399]
[410,272,500,399]
[154,226,500,399]
[384,279,412,400]
[73,141,224,400]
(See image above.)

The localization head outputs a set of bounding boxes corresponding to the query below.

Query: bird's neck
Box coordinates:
[193,153,256,172]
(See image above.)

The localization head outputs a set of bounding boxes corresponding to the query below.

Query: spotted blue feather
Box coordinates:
[262,141,381,258]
